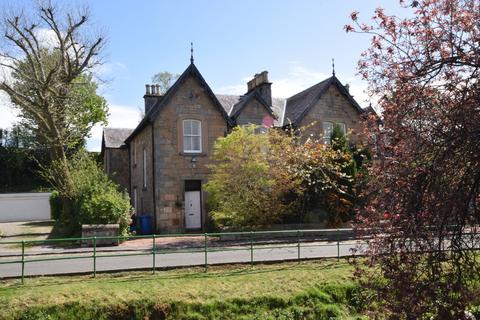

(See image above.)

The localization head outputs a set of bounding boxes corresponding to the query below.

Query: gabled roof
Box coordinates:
[125,63,234,143]
[102,128,133,148]
[282,75,365,127]
[229,90,275,119]
[216,94,240,114]
[215,94,286,127]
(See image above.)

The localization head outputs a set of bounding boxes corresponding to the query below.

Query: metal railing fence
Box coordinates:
[0,229,363,284]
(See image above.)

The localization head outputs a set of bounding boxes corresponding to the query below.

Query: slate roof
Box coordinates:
[215,93,286,127]
[282,75,366,127]
[232,91,275,118]
[216,94,241,115]
[125,62,234,143]
[103,128,133,148]
[108,70,367,148]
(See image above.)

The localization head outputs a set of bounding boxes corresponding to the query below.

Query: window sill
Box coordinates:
[179,152,207,157]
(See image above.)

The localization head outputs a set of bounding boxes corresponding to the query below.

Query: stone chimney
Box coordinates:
[246,71,272,106]
[144,84,162,115]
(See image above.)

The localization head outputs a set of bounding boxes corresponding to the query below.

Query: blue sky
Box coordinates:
[0,0,406,151]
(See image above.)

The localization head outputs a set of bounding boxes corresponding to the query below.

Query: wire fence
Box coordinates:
[0,229,366,284]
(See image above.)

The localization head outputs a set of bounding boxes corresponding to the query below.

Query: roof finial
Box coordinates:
[190,42,194,64]
[332,58,335,76]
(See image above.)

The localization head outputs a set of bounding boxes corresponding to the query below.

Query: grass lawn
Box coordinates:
[0,259,368,320]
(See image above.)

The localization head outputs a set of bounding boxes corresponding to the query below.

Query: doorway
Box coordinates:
[184,180,201,230]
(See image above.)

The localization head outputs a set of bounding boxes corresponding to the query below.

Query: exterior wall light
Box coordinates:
[191,156,197,168]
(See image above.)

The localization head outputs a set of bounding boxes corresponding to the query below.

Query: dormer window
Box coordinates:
[183,119,202,153]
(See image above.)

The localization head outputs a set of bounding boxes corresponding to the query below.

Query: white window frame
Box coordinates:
[183,119,202,153]
[143,149,147,189]
[133,141,137,166]
[133,187,137,213]
[323,121,334,145]
[337,122,347,135]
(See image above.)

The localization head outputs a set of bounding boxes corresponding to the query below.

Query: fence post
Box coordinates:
[152,234,156,274]
[204,233,208,272]
[336,229,340,261]
[93,236,97,278]
[297,230,301,263]
[21,240,25,284]
[250,231,254,266]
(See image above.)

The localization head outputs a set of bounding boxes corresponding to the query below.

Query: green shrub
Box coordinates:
[49,190,62,220]
[77,188,131,236]
[49,151,132,235]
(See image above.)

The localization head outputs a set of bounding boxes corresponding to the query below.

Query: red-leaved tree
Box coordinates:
[346,0,480,318]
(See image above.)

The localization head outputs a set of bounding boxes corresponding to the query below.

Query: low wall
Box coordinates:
[218,228,355,242]
[82,224,119,247]
[0,192,51,222]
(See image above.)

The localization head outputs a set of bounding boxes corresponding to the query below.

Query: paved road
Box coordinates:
[0,241,365,278]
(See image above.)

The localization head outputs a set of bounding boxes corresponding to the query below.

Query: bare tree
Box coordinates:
[0,1,107,194]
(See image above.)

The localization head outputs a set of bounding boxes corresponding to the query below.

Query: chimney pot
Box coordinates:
[245,70,272,107]
[156,84,160,95]
[247,71,269,93]
[345,84,350,93]
[146,84,151,95]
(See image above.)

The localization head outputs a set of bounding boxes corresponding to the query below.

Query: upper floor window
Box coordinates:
[323,122,334,144]
[323,122,347,144]
[183,119,202,153]
[337,123,346,135]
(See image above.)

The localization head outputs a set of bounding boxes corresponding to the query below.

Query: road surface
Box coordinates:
[0,240,365,278]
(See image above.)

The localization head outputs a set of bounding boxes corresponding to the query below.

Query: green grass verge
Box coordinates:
[0,260,368,320]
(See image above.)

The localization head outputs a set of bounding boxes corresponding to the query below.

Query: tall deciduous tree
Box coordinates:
[0,2,107,194]
[151,71,179,94]
[346,0,480,318]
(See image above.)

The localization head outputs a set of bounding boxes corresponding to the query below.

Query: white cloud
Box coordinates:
[0,97,140,152]
[0,55,18,128]
[0,92,17,129]
[216,63,328,98]
[272,65,328,98]
[35,28,59,49]
[87,103,141,152]
[216,63,373,109]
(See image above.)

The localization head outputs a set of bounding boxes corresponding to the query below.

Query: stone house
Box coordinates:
[102,60,370,233]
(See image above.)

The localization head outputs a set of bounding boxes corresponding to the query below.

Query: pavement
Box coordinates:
[0,220,54,240]
[0,221,365,278]
[0,239,366,278]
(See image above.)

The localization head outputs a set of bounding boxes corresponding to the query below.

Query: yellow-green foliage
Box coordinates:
[204,125,301,229]
[205,124,366,229]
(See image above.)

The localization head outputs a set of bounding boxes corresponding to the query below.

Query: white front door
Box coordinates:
[185,191,201,229]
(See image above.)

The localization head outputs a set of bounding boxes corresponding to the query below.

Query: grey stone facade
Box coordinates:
[101,62,372,234]
[299,85,365,144]
[102,128,132,192]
